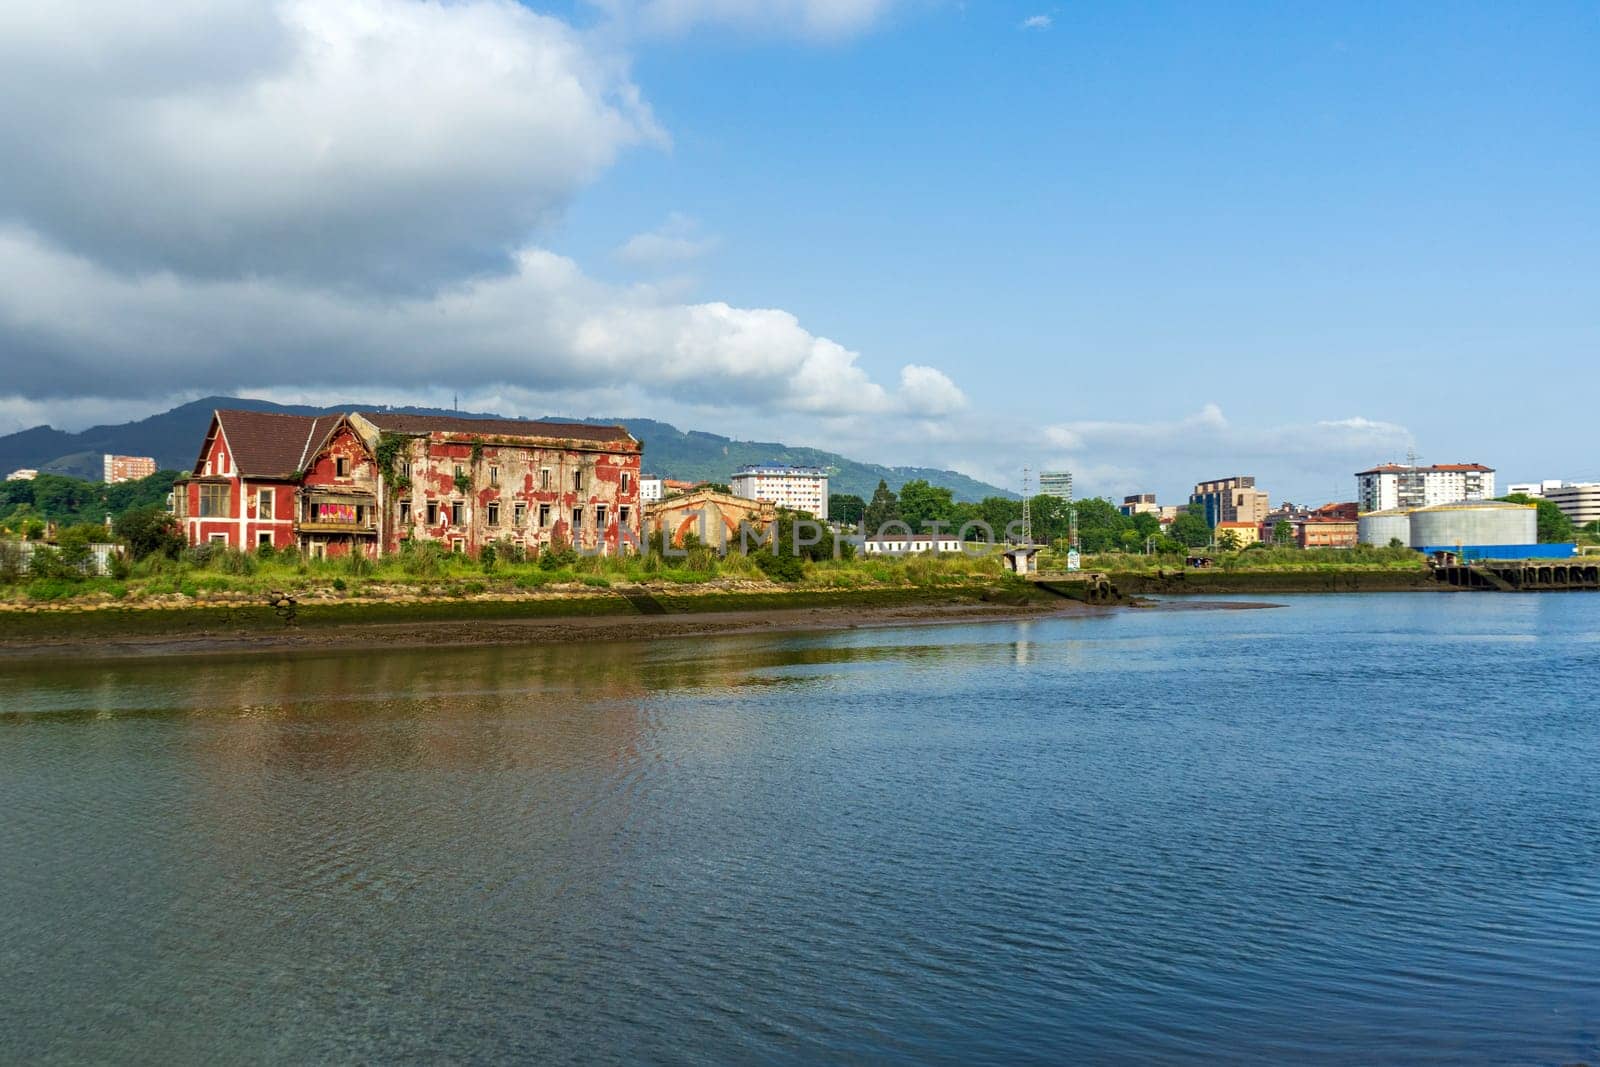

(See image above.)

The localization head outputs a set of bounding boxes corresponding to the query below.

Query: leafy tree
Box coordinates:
[1071,498,1133,553]
[1273,520,1294,545]
[1217,530,1242,552]
[1169,509,1213,548]
[862,479,901,533]
[1498,494,1577,543]
[899,479,958,532]
[828,493,866,525]
[1129,512,1161,540]
[974,497,1021,539]
[114,505,184,559]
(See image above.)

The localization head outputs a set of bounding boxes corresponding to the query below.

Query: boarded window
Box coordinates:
[199,484,231,517]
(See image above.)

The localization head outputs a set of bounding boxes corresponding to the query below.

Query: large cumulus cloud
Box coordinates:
[0,0,963,422]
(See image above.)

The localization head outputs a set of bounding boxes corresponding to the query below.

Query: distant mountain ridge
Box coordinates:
[0,397,1013,502]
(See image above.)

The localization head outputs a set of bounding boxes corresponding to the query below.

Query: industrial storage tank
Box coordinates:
[1358,509,1412,547]
[1407,501,1536,552]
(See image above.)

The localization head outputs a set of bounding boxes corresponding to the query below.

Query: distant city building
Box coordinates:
[6,468,38,482]
[104,454,158,484]
[730,464,828,519]
[1506,480,1564,498]
[1120,495,1183,521]
[1355,463,1494,512]
[1191,476,1270,527]
[1038,471,1073,501]
[1214,520,1261,549]
[1541,483,1600,527]
[1263,502,1361,549]
[640,476,663,503]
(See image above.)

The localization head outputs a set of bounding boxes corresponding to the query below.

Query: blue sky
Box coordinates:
[0,0,1594,501]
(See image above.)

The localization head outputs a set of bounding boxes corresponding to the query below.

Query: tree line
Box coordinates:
[830,480,1215,551]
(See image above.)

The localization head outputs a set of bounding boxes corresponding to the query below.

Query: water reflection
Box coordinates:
[2,595,1599,1064]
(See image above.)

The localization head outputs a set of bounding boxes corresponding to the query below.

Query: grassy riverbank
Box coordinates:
[0,546,1051,644]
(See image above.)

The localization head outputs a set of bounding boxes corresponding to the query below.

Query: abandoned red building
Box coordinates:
[174,409,642,557]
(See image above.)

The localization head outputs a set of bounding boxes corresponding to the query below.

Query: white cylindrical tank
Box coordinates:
[1407,502,1536,549]
[1358,509,1412,547]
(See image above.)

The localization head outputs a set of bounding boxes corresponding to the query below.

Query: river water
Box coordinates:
[3,593,1598,1064]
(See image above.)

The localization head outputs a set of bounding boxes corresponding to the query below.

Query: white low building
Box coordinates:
[862,532,963,555]
[640,476,663,503]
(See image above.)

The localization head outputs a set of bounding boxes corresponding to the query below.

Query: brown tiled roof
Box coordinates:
[361,412,635,445]
[203,409,344,479]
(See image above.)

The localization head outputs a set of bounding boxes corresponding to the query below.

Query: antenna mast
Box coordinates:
[1021,467,1033,545]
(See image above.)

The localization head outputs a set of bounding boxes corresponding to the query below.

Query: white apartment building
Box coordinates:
[1356,463,1495,512]
[640,476,663,503]
[730,464,828,519]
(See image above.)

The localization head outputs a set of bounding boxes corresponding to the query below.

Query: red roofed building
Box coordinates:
[175,409,641,558]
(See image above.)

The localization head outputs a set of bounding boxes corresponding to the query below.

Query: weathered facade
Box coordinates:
[645,488,775,549]
[353,413,641,557]
[176,409,641,557]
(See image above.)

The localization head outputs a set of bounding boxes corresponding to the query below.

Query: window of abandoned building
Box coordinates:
[595,504,608,529]
[199,484,231,517]
[336,456,349,477]
[487,502,500,526]
[426,501,440,525]
[540,468,551,490]
[572,507,583,531]
[572,469,584,492]
[489,466,499,486]
[514,502,526,526]
[399,500,412,524]
[257,489,273,520]
[451,501,464,526]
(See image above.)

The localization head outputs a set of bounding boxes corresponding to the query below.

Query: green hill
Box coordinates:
[0,398,1013,503]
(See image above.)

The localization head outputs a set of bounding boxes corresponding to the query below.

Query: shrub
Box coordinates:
[580,574,611,588]
[539,537,577,571]
[753,551,804,582]
[344,550,373,577]
[115,506,184,560]
[213,549,257,575]
[400,540,444,578]
[26,577,80,601]
[0,541,23,584]
[331,577,347,591]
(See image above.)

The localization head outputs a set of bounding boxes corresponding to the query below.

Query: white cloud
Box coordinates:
[0,226,962,419]
[614,213,720,268]
[587,0,901,39]
[0,0,971,430]
[1019,14,1052,30]
[1041,405,1414,502]
[0,0,659,289]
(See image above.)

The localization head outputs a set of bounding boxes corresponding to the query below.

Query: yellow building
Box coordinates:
[1214,520,1261,549]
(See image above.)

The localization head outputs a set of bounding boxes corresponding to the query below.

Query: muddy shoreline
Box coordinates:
[0,593,1279,663]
